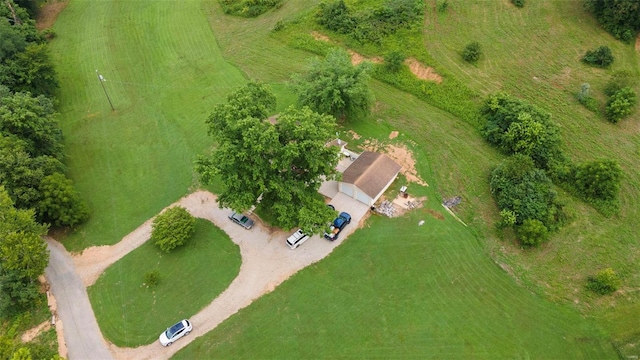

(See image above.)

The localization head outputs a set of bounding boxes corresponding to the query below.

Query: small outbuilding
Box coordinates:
[339,151,402,206]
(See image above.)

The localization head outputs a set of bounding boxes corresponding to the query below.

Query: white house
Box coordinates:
[338,151,402,206]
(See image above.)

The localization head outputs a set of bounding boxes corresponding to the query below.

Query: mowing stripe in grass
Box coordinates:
[49,0,246,251]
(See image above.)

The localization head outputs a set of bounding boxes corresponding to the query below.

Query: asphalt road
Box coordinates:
[45,238,114,360]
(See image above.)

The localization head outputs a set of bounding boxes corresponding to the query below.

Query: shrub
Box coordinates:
[516,219,549,246]
[490,154,565,230]
[462,41,482,63]
[219,0,281,18]
[587,268,620,295]
[604,71,636,96]
[511,0,525,7]
[384,51,405,72]
[585,0,640,43]
[581,46,614,68]
[605,86,637,123]
[482,92,563,170]
[572,159,622,202]
[576,83,599,113]
[144,271,160,288]
[151,206,195,252]
[317,0,356,34]
[437,0,448,13]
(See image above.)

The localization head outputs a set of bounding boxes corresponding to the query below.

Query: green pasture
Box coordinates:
[176,201,615,359]
[49,0,248,250]
[47,0,640,357]
[88,219,241,347]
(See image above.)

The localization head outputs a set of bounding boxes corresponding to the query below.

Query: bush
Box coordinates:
[516,219,549,246]
[384,51,405,72]
[490,154,565,230]
[437,0,448,13]
[585,0,640,43]
[587,268,620,295]
[511,0,525,7]
[572,159,622,202]
[581,46,614,68]
[151,206,195,252]
[482,92,563,170]
[219,0,281,18]
[462,42,482,63]
[317,0,356,34]
[143,271,160,288]
[605,86,637,123]
[604,71,636,96]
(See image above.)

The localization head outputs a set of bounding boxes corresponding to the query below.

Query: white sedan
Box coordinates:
[159,319,192,346]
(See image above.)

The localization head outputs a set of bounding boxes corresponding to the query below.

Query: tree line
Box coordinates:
[1,0,88,322]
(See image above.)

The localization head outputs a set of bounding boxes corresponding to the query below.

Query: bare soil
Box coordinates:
[636,34,640,51]
[362,138,428,186]
[36,0,69,30]
[389,131,399,139]
[405,58,443,84]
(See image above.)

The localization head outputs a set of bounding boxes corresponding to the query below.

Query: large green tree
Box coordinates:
[0,186,49,315]
[293,49,373,121]
[586,0,640,42]
[0,90,63,158]
[572,159,623,202]
[482,92,563,171]
[196,82,339,232]
[37,172,89,227]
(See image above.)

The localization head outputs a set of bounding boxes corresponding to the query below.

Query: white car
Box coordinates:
[286,229,310,249]
[159,319,192,346]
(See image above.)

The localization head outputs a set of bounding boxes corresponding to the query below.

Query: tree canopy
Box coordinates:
[293,49,373,121]
[482,92,563,171]
[0,186,49,315]
[586,0,640,43]
[196,82,340,232]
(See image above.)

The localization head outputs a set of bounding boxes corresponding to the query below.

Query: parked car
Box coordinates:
[229,212,254,230]
[159,319,192,346]
[323,212,351,241]
[286,229,310,249]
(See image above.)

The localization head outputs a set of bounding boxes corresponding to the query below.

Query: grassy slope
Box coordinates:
[175,2,615,358]
[176,209,614,359]
[422,0,640,346]
[89,219,241,347]
[49,0,247,250]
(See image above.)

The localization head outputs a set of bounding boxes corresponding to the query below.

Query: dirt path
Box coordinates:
[47,190,370,359]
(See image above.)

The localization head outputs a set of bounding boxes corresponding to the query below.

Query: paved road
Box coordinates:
[45,238,114,360]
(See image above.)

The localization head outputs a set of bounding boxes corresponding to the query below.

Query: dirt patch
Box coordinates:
[426,208,445,220]
[389,131,399,139]
[348,50,383,66]
[36,0,69,30]
[21,321,51,343]
[311,31,331,42]
[348,130,361,140]
[405,58,443,84]
[362,139,428,186]
[636,33,640,51]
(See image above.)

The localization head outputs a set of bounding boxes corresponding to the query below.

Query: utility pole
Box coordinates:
[96,70,115,111]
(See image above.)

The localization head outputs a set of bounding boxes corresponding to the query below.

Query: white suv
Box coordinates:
[286,229,310,249]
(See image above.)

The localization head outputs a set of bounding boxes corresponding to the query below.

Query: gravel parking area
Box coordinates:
[46,190,369,360]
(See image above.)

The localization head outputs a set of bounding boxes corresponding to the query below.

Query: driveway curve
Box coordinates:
[45,191,370,360]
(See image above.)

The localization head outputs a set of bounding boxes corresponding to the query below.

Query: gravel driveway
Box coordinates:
[45,191,369,360]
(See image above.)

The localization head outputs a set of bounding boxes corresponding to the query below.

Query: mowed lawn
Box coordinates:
[89,219,241,347]
[176,199,615,359]
[48,0,629,357]
[49,0,247,250]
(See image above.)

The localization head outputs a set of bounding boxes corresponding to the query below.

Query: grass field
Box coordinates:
[175,203,615,359]
[48,0,639,357]
[88,219,241,347]
[48,0,250,251]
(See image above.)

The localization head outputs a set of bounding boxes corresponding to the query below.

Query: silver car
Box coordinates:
[229,212,255,230]
[159,319,192,346]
